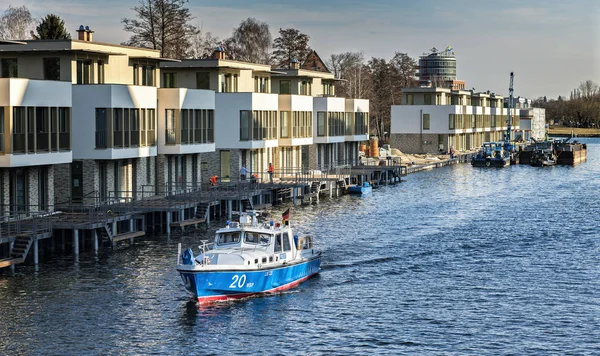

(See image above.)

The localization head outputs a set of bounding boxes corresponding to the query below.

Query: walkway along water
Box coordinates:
[0,159,416,270]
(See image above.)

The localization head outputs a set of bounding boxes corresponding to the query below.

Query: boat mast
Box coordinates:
[505,72,514,149]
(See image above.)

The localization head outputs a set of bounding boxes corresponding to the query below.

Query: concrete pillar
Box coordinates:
[180,209,185,232]
[130,218,134,232]
[61,230,66,252]
[166,212,171,236]
[33,239,39,265]
[9,241,14,271]
[206,206,210,225]
[227,200,232,220]
[93,230,99,254]
[73,229,79,257]
[292,188,297,206]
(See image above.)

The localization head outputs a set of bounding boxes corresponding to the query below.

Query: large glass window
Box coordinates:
[0,108,4,152]
[240,110,250,141]
[96,108,107,148]
[163,72,176,88]
[280,111,290,138]
[449,114,455,130]
[423,114,430,130]
[196,72,210,89]
[165,109,176,144]
[1,58,18,78]
[43,58,60,81]
[76,59,91,84]
[317,112,326,136]
[141,65,155,86]
[280,80,291,94]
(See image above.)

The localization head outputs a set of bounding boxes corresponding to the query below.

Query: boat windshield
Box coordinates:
[244,232,272,245]
[216,232,241,246]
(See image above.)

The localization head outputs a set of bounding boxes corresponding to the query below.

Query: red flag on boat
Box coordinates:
[282,208,290,225]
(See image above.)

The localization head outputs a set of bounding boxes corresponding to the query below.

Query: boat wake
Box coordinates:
[322,256,397,270]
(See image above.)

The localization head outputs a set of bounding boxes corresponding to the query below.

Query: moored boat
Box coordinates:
[176,212,321,304]
[471,142,510,167]
[348,182,373,195]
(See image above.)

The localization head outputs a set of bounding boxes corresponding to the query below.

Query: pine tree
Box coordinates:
[32,14,70,40]
[272,28,311,68]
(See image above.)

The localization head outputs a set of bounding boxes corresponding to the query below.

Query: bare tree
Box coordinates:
[188,25,219,59]
[122,0,198,58]
[578,80,599,100]
[272,28,311,68]
[390,52,417,89]
[0,5,35,40]
[222,18,271,64]
[327,52,366,98]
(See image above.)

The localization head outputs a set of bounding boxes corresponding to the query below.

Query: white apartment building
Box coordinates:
[161,49,280,182]
[0,28,217,203]
[0,41,72,214]
[272,55,369,170]
[518,108,546,141]
[390,87,520,154]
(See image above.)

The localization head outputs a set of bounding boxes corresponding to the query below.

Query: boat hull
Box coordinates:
[178,256,321,304]
[348,186,373,195]
[471,158,510,167]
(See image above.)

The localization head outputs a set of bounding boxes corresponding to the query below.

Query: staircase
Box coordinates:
[241,199,254,213]
[310,181,321,195]
[96,225,114,247]
[195,203,210,219]
[10,235,33,261]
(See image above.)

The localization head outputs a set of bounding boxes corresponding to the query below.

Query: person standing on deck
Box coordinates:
[240,165,248,181]
[267,163,274,184]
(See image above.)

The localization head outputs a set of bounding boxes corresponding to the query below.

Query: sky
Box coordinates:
[7,0,600,99]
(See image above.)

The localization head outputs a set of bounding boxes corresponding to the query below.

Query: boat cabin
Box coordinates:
[205,214,314,267]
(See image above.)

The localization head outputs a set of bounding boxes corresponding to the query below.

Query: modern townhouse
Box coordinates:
[0,41,72,214]
[390,87,520,154]
[272,53,369,171]
[0,28,219,204]
[160,48,279,182]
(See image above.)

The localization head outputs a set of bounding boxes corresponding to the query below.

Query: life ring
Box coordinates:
[485,160,491,167]
[297,237,305,250]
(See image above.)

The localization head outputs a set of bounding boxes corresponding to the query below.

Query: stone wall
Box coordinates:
[308,144,317,170]
[47,165,55,207]
[54,163,70,205]
[389,133,444,154]
[27,167,39,213]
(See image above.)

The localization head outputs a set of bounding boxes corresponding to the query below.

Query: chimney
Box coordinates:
[290,58,299,69]
[212,47,225,60]
[85,26,94,42]
[77,25,86,41]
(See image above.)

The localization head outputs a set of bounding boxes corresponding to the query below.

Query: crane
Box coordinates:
[504,72,514,151]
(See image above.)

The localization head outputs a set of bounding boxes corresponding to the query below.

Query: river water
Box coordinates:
[1,138,599,355]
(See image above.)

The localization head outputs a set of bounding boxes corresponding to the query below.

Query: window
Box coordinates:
[97,60,104,84]
[449,114,455,130]
[282,232,291,252]
[165,109,176,144]
[280,111,290,138]
[491,114,496,128]
[407,94,413,105]
[76,59,91,84]
[317,112,326,136]
[300,80,311,95]
[240,110,250,141]
[163,72,176,88]
[424,94,432,105]
[12,107,26,153]
[113,108,123,147]
[58,108,70,150]
[43,58,60,81]
[280,80,291,94]
[1,58,18,78]
[142,65,155,86]
[423,114,430,130]
[196,72,210,89]
[0,109,3,152]
[96,108,107,148]
[133,64,139,84]
[217,232,240,245]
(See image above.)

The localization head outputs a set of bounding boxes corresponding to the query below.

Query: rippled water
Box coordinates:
[1,139,599,355]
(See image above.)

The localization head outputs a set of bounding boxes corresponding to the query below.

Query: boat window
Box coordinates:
[275,234,282,252]
[217,232,240,245]
[269,256,273,262]
[262,257,267,263]
[282,232,291,252]
[245,232,271,245]
[254,258,258,264]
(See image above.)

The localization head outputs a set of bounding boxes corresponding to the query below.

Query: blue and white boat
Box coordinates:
[176,213,321,304]
[348,181,373,195]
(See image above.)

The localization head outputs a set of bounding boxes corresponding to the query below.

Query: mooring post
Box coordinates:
[292,188,297,206]
[93,230,99,254]
[73,229,79,257]
[227,200,233,220]
[33,238,39,265]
